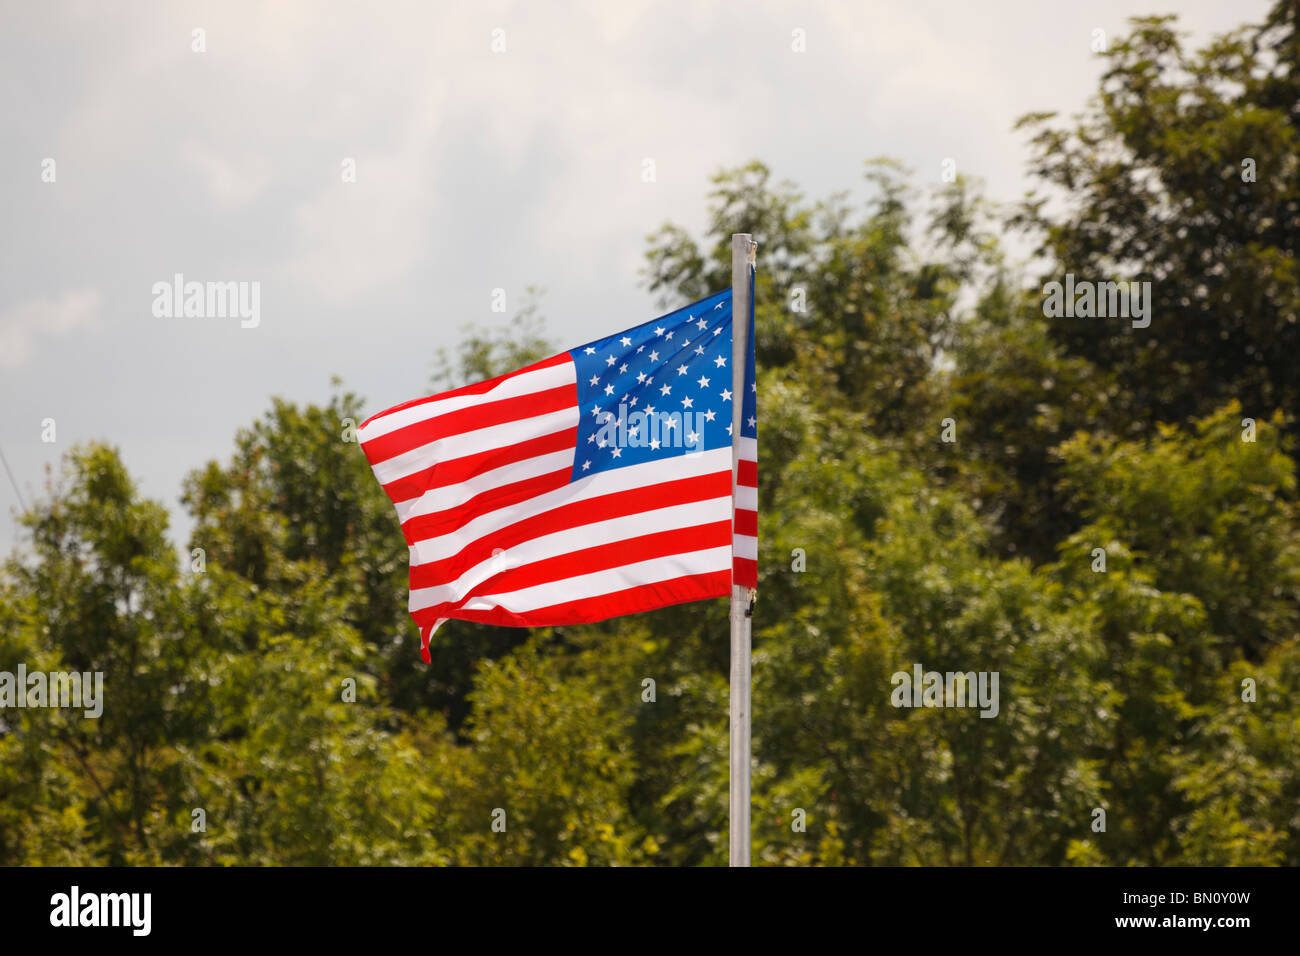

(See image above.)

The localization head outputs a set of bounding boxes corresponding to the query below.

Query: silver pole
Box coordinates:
[729,234,754,867]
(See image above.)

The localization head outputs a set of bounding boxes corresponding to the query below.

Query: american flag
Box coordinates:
[359,287,757,662]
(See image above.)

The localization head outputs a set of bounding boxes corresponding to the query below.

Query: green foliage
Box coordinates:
[1013,4,1300,430]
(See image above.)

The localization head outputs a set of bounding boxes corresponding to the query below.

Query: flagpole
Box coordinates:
[729,233,755,867]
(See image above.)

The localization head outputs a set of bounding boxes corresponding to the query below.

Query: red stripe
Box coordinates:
[360,352,570,429]
[738,460,756,485]
[379,427,577,503]
[410,569,730,631]
[362,384,576,466]
[415,522,731,618]
[733,557,757,588]
[407,469,732,590]
[400,468,574,545]
[734,509,757,537]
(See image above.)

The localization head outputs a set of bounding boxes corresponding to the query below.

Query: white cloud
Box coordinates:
[0,291,101,369]
[282,77,450,302]
[180,139,272,209]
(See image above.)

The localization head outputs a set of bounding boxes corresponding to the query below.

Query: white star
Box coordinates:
[682,339,691,348]
[582,460,591,470]
[636,345,645,353]
[591,404,602,417]
[704,409,716,422]
[630,425,639,437]
[695,345,705,355]
[747,416,757,428]
[751,382,757,392]
[677,364,688,376]
[587,434,595,443]
[619,363,628,374]
[620,336,632,347]
[637,371,646,383]
[720,389,732,401]
[696,318,708,331]
[714,302,724,310]
[663,418,676,430]
[654,326,665,336]
[665,330,674,341]
[726,423,733,435]
[697,375,710,389]
[660,384,672,396]
[714,355,726,368]
[681,396,694,409]
[611,447,622,458]
[606,355,616,366]
[589,375,600,386]
[649,350,659,362]
[630,397,638,407]
[650,438,661,451]
[584,346,596,355]
[687,431,699,445]
[605,384,615,395]
[598,438,608,448]
[712,327,722,336]
[644,405,656,416]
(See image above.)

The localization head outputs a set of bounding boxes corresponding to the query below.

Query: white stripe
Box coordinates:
[739,436,757,461]
[409,496,731,610]
[733,535,757,560]
[358,360,576,444]
[371,407,578,485]
[735,486,757,510]
[408,446,733,565]
[458,546,732,614]
[394,449,575,523]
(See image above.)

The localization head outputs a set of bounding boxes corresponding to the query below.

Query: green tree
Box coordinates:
[1015,3,1300,431]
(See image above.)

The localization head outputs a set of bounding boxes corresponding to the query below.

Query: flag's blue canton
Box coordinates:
[570,289,734,481]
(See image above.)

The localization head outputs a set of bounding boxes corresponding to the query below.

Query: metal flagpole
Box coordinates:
[729,233,755,867]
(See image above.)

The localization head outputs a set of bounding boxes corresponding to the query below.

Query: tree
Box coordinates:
[1015,3,1300,433]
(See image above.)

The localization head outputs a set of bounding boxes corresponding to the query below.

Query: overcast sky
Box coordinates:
[0,0,1271,557]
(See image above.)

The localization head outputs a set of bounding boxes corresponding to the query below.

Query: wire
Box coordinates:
[0,441,27,512]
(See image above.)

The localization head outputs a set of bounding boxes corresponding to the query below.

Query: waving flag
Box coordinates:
[359,288,757,662]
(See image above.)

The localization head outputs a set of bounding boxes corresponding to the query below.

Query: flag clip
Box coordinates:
[745,588,756,617]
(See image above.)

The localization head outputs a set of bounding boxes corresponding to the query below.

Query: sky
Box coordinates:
[0,0,1273,558]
